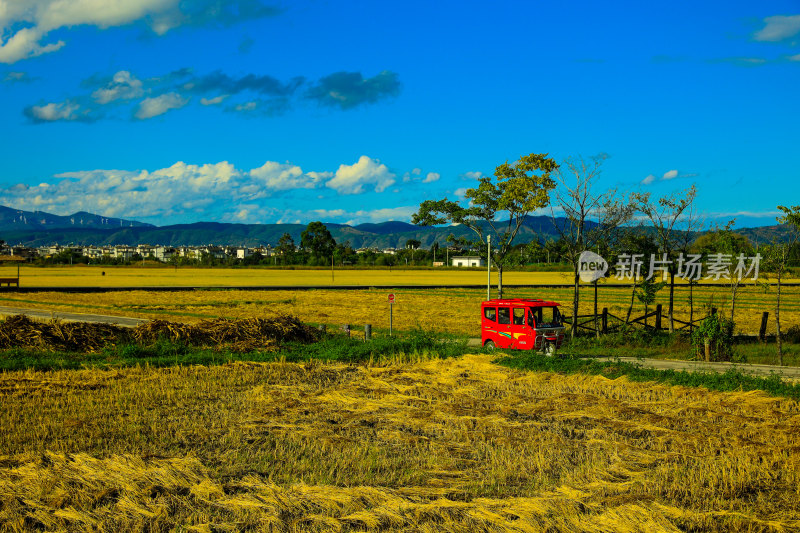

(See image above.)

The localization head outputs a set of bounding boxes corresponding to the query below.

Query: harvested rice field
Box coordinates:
[4,264,797,289]
[0,265,577,288]
[1,354,798,531]
[2,283,799,336]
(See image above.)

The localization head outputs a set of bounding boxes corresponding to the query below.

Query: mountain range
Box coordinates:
[0,205,793,249]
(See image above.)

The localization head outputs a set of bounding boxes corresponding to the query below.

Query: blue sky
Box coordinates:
[0,0,798,228]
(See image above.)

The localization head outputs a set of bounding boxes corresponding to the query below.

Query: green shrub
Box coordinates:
[784,324,800,344]
[691,313,735,362]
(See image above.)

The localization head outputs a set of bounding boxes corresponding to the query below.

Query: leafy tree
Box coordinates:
[301,221,336,265]
[413,153,558,297]
[552,154,635,337]
[276,233,296,265]
[333,241,357,265]
[635,275,666,328]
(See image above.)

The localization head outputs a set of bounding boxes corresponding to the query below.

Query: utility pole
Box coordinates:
[487,235,491,301]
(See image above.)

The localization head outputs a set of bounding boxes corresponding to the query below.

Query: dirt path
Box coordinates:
[0,305,148,328]
[466,338,800,379]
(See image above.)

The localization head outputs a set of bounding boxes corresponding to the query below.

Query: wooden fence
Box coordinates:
[563,306,775,341]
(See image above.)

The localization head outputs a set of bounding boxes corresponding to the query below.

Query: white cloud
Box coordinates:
[326,155,396,195]
[0,26,65,63]
[461,171,483,181]
[249,161,329,192]
[454,187,468,199]
[422,172,440,183]
[754,14,800,42]
[200,95,229,105]
[278,206,417,225]
[92,71,143,104]
[0,0,174,63]
[641,169,697,185]
[0,157,435,225]
[235,101,258,112]
[1,161,242,221]
[710,210,783,219]
[662,169,678,180]
[135,92,188,119]
[788,53,800,61]
[27,100,81,121]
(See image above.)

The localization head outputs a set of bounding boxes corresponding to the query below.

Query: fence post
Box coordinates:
[365,324,372,341]
[704,339,711,362]
[655,304,663,331]
[759,312,769,342]
[601,308,608,335]
[317,324,327,334]
[343,324,350,337]
[711,307,717,316]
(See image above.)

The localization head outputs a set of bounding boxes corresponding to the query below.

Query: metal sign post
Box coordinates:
[388,293,395,336]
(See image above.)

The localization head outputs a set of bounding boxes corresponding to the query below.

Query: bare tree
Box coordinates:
[674,200,705,331]
[551,154,635,337]
[762,205,800,365]
[635,185,697,333]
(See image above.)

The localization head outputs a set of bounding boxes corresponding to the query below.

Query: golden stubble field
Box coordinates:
[0,354,798,531]
[1,280,798,337]
[1,265,578,288]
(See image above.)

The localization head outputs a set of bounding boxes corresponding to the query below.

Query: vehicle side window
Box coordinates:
[513,308,525,325]
[530,307,543,328]
[497,307,510,325]
[539,307,562,327]
[483,307,497,322]
[528,308,537,328]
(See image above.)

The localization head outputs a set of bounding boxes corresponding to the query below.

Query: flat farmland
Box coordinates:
[0,265,577,287]
[1,355,798,531]
[1,281,798,337]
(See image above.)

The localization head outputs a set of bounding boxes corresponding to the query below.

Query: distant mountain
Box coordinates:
[354,221,419,234]
[0,205,153,231]
[0,205,795,249]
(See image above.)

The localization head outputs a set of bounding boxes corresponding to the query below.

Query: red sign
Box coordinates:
[388,293,395,303]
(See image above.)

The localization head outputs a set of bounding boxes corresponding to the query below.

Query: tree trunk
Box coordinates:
[776,271,783,365]
[625,276,636,324]
[593,279,600,339]
[571,266,580,338]
[668,270,675,333]
[689,282,694,334]
[730,281,738,325]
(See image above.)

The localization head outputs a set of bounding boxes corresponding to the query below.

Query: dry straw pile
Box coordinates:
[0,314,318,352]
[0,354,798,531]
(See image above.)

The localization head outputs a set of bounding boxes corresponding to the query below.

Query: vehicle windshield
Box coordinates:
[528,306,562,328]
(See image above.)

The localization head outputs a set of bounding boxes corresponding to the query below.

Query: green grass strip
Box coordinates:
[496,352,800,401]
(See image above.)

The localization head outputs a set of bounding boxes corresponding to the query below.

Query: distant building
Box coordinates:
[452,256,485,267]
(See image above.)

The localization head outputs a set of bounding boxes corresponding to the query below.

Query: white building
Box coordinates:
[451,256,485,267]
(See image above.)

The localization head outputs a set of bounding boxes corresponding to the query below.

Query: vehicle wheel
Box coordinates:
[544,342,556,357]
[484,340,495,352]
